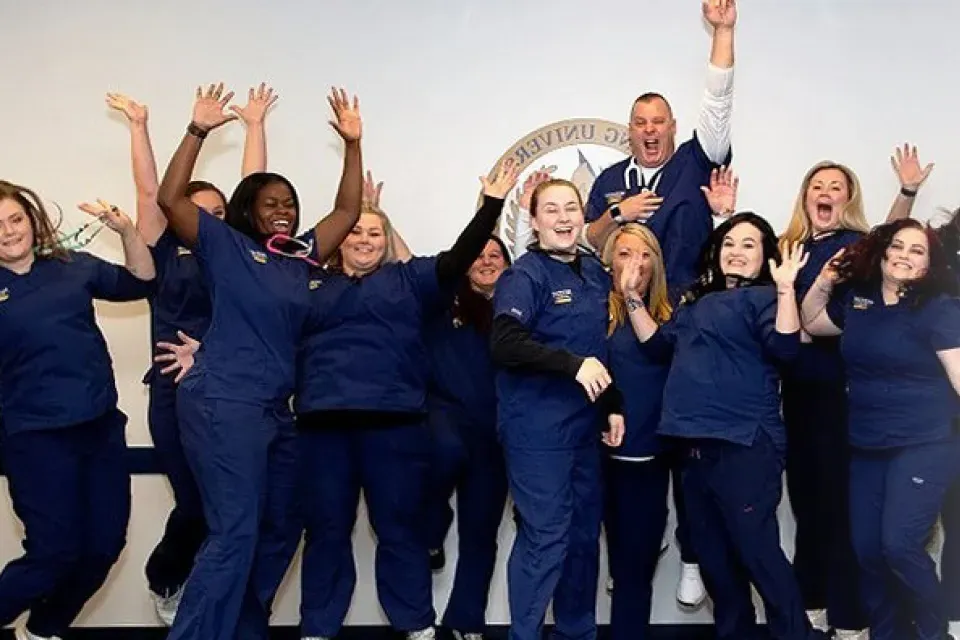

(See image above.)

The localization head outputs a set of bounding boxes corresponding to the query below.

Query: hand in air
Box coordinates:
[105,93,148,125]
[230,82,279,125]
[328,87,362,143]
[701,165,738,218]
[890,143,934,192]
[77,199,134,235]
[770,241,809,290]
[192,82,238,131]
[480,162,521,199]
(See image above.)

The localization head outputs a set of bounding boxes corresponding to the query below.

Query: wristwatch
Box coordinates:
[610,205,625,225]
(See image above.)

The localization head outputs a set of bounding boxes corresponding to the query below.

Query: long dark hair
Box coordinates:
[681,211,781,305]
[226,172,300,243]
[834,217,958,306]
[451,235,512,334]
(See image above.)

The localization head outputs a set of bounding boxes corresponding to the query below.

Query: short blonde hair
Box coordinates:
[602,223,672,335]
[326,203,398,269]
[780,161,869,246]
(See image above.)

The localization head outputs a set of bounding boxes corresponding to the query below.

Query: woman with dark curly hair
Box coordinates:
[801,217,960,640]
[625,211,826,640]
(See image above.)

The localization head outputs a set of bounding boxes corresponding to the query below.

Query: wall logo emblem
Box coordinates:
[484,119,629,258]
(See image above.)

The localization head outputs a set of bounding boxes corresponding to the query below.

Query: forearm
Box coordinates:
[241,120,267,177]
[128,122,166,245]
[313,140,363,262]
[626,297,659,342]
[120,227,156,281]
[710,25,734,69]
[885,191,917,223]
[436,196,504,287]
[490,315,583,376]
[775,285,801,334]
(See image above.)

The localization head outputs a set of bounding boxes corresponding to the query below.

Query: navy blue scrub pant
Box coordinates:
[849,438,960,640]
[943,476,960,621]
[782,377,865,630]
[143,371,207,597]
[298,419,435,638]
[681,432,816,640]
[505,442,602,640]
[168,373,301,640]
[667,448,696,565]
[603,455,669,640]
[0,410,130,638]
[425,410,509,634]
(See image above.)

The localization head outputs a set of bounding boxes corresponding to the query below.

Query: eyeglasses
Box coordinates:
[265,233,321,267]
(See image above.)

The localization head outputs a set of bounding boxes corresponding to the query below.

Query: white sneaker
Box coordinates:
[676,562,706,608]
[407,628,437,639]
[806,609,828,632]
[834,629,869,639]
[451,631,484,640]
[152,586,184,626]
[15,628,62,640]
[950,620,960,638]
[302,637,332,640]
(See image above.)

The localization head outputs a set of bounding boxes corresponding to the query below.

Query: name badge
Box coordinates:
[552,289,573,305]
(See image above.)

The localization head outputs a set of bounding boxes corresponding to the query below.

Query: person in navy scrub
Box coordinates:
[491,177,625,640]
[582,1,737,606]
[802,217,960,640]
[777,147,933,638]
[599,222,673,640]
[422,234,511,640]
[106,84,275,625]
[295,163,518,640]
[155,83,363,640]
[625,212,827,640]
[0,183,156,640]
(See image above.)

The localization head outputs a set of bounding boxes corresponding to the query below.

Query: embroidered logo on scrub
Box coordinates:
[552,289,573,305]
[308,279,323,290]
[0,288,8,302]
[250,250,268,264]
[177,246,193,257]
[509,307,524,319]
[852,296,873,310]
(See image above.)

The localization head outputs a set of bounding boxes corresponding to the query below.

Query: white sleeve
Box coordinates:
[513,207,534,259]
[695,63,734,165]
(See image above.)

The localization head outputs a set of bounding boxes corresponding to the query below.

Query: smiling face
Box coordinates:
[0,197,35,268]
[804,167,851,234]
[531,184,584,253]
[340,212,387,276]
[628,96,677,168]
[611,231,655,296]
[467,239,507,295]
[719,221,764,281]
[881,226,929,286]
[252,180,297,236]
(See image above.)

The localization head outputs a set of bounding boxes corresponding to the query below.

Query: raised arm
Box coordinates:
[435,163,519,288]
[106,93,165,246]
[230,82,278,178]
[697,0,736,164]
[364,170,412,261]
[157,83,238,247]
[309,88,364,263]
[800,249,845,337]
[78,199,156,282]
[769,241,808,336]
[886,143,934,222]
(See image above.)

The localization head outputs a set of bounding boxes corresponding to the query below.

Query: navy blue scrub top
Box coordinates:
[144,228,212,382]
[188,212,316,404]
[606,321,669,458]
[493,250,611,450]
[586,132,731,299]
[425,304,497,431]
[828,288,960,449]
[295,257,446,415]
[655,285,800,448]
[0,251,153,434]
[790,229,863,382]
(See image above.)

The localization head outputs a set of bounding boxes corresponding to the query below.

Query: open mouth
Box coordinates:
[815,202,834,224]
[726,258,747,268]
[643,139,659,153]
[270,218,292,233]
[554,225,575,241]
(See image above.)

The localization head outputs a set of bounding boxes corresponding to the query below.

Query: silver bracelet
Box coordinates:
[625,296,644,312]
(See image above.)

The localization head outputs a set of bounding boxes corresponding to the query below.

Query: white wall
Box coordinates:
[1,0,957,628]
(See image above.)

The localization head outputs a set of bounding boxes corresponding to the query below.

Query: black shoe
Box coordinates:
[430,548,446,572]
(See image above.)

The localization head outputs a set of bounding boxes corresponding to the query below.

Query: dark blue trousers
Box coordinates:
[943,476,960,621]
[425,410,509,633]
[0,410,130,637]
[168,373,301,640]
[603,455,670,640]
[849,439,960,640]
[505,443,602,640]
[298,420,435,638]
[144,372,207,596]
[682,433,815,640]
[782,377,865,630]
